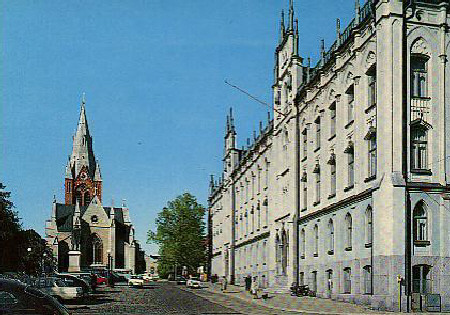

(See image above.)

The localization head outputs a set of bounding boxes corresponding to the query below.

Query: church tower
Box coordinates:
[64,95,102,206]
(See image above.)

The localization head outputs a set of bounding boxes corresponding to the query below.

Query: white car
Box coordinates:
[128,275,144,287]
[33,278,83,301]
[141,274,152,281]
[186,278,201,288]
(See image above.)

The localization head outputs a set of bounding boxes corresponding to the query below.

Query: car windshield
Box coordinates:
[24,286,46,298]
[55,279,67,287]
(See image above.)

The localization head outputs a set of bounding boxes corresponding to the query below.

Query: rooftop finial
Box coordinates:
[289,0,294,31]
[320,39,325,65]
[279,10,286,43]
[355,0,360,23]
[336,19,341,45]
[82,92,86,105]
[294,18,299,56]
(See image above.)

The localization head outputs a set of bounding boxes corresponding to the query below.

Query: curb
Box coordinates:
[200,285,387,315]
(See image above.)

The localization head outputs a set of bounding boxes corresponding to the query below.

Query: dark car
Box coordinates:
[176,276,186,285]
[0,279,69,314]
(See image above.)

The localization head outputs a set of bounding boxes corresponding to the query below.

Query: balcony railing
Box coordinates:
[411,97,431,122]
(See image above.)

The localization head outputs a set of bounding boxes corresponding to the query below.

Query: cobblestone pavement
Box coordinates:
[68,282,238,314]
[67,282,309,315]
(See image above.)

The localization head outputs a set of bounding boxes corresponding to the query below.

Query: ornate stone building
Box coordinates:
[45,98,140,273]
[209,0,450,311]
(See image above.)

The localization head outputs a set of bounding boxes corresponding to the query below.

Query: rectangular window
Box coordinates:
[363,265,372,294]
[257,169,261,193]
[312,271,317,292]
[411,126,428,170]
[411,57,428,98]
[368,136,377,177]
[257,205,261,229]
[251,176,255,198]
[315,172,321,203]
[368,69,377,107]
[262,241,267,264]
[302,181,308,210]
[347,85,354,123]
[330,164,336,196]
[315,117,321,150]
[302,129,308,159]
[348,151,354,187]
[330,103,336,138]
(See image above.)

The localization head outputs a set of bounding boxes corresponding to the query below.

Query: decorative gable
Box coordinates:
[81,196,109,227]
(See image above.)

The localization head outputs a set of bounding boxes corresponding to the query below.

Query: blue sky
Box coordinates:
[1,0,357,255]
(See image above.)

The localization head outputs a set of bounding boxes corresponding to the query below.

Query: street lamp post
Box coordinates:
[42,252,47,276]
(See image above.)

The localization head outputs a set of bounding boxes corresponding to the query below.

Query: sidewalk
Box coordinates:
[204,282,386,314]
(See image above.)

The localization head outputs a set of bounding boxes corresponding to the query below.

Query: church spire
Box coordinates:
[71,94,95,178]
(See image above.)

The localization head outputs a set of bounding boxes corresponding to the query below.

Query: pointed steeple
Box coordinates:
[70,94,96,178]
[288,0,294,31]
[229,107,235,133]
[94,161,102,181]
[65,159,73,179]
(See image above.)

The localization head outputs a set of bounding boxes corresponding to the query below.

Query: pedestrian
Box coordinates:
[251,276,259,299]
[221,276,228,291]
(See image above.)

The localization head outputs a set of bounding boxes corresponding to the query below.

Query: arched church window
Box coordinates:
[91,234,103,264]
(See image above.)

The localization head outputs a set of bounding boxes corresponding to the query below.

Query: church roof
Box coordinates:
[55,203,125,232]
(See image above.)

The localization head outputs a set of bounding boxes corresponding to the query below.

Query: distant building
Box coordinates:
[45,97,140,273]
[144,254,160,275]
[209,0,450,312]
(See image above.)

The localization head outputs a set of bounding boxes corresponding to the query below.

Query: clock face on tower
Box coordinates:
[80,172,87,180]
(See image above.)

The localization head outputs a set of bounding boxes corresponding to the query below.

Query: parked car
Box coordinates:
[128,275,144,287]
[176,276,186,285]
[55,273,91,295]
[142,273,152,281]
[0,279,70,314]
[186,278,201,288]
[32,277,83,302]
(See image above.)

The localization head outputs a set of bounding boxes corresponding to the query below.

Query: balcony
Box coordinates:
[411,97,431,123]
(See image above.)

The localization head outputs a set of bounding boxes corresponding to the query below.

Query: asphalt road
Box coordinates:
[68,281,305,315]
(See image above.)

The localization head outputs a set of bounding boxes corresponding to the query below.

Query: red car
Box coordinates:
[96,275,107,286]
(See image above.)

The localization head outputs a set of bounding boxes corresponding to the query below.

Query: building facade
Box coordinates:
[45,98,140,273]
[209,0,450,311]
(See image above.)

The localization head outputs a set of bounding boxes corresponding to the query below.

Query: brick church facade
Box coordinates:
[45,97,144,273]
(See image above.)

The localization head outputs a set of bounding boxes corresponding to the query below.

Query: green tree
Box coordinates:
[0,183,22,272]
[0,183,56,274]
[148,193,206,278]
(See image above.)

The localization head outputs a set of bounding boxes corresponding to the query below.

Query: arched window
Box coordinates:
[344,267,352,293]
[413,201,429,244]
[314,225,319,256]
[363,265,372,294]
[91,234,103,264]
[411,55,428,98]
[365,207,373,246]
[345,213,352,250]
[328,219,334,254]
[300,229,306,259]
